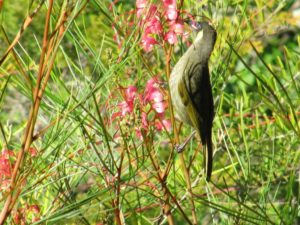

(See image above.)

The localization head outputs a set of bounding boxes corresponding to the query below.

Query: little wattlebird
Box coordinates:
[169,21,217,181]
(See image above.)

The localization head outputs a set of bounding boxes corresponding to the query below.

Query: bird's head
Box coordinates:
[188,20,217,44]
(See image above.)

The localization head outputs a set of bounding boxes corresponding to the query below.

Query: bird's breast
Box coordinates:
[169,59,193,126]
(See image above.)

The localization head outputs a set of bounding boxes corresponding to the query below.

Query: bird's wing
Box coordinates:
[177,62,214,180]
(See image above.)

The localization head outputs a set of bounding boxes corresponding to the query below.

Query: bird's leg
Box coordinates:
[175,130,197,153]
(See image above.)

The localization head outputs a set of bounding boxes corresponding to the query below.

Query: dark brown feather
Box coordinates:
[183,63,214,180]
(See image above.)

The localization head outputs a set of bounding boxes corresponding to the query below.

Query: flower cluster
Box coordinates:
[0,148,40,224]
[0,149,15,191]
[136,0,186,51]
[112,77,171,139]
[13,204,40,224]
[0,148,38,191]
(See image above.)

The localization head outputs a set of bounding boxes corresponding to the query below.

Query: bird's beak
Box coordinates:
[183,19,202,33]
[189,21,202,32]
[183,20,203,41]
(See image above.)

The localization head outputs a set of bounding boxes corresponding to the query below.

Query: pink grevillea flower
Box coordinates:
[118,101,134,116]
[13,204,41,225]
[112,78,171,139]
[117,86,138,116]
[137,1,158,19]
[13,211,22,225]
[164,31,177,44]
[139,5,161,52]
[164,20,184,44]
[28,147,38,157]
[155,118,172,131]
[165,7,178,20]
[141,35,157,52]
[145,77,160,92]
[144,77,166,114]
[135,0,188,51]
[136,2,161,52]
[0,179,10,191]
[162,0,177,20]
[148,89,164,103]
[144,78,159,101]
[152,101,167,113]
[145,17,163,35]
[0,149,14,177]
[163,0,176,9]
[146,4,159,19]
[136,0,147,9]
[125,85,138,101]
[136,0,147,17]
[169,20,184,35]
[0,149,16,191]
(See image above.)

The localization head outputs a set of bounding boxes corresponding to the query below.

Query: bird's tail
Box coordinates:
[204,136,213,181]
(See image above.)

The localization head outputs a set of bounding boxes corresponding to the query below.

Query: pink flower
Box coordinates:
[0,159,11,177]
[125,86,138,102]
[162,119,171,131]
[29,205,40,214]
[165,7,178,20]
[137,3,158,19]
[162,0,177,20]
[152,101,166,113]
[147,5,158,18]
[155,119,172,131]
[111,112,122,122]
[144,77,166,113]
[0,150,15,191]
[118,101,134,116]
[164,31,177,44]
[145,17,163,35]
[115,86,138,117]
[163,0,176,8]
[146,77,160,90]
[0,179,10,190]
[137,8,144,18]
[13,211,22,224]
[1,149,14,158]
[169,20,184,35]
[136,0,147,9]
[144,77,160,102]
[0,150,14,177]
[141,35,157,52]
[149,90,163,102]
[28,147,37,157]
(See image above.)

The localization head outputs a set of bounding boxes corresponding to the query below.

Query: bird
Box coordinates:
[169,21,217,181]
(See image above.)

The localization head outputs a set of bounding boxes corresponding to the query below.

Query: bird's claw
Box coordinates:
[175,130,197,153]
[175,143,185,153]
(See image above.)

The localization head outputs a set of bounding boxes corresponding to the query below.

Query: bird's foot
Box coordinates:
[175,143,186,153]
[174,130,197,153]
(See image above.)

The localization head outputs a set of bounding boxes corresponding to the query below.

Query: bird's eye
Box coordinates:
[190,21,202,31]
